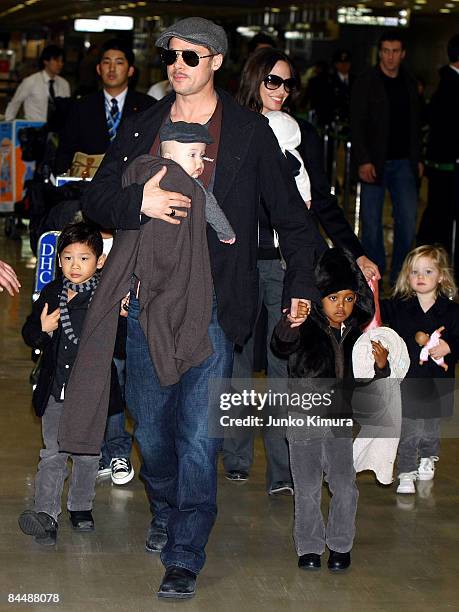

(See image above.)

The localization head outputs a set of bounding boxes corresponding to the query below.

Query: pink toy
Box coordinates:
[415,326,448,372]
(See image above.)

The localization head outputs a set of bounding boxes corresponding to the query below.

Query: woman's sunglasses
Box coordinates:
[263,74,298,93]
[159,48,218,68]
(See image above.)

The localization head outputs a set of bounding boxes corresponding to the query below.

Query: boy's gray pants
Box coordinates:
[34,397,99,520]
[288,426,358,556]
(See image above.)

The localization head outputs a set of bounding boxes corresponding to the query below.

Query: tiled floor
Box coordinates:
[0,223,457,612]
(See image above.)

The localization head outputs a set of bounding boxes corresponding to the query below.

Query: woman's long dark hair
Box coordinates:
[236,47,301,113]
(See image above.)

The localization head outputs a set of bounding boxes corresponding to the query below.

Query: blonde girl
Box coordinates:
[380,245,459,494]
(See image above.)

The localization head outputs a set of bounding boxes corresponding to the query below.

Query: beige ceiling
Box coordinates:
[0,0,457,28]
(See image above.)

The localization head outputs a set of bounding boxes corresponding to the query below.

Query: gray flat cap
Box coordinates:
[159,121,213,145]
[156,17,228,56]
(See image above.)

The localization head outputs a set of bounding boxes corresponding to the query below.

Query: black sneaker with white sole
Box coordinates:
[110,457,134,485]
[268,482,294,496]
[97,460,111,479]
[225,470,249,482]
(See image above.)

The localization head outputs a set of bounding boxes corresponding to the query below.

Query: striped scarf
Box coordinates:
[59,273,100,345]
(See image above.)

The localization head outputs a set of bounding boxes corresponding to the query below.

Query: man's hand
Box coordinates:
[40,303,60,333]
[283,298,311,328]
[141,166,191,225]
[0,259,20,296]
[356,255,381,281]
[372,340,389,369]
[358,163,376,184]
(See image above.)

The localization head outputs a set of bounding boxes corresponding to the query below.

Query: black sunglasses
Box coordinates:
[160,48,218,68]
[263,74,298,93]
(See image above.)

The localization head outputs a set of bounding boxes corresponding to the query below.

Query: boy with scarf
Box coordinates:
[272,248,389,572]
[19,222,119,545]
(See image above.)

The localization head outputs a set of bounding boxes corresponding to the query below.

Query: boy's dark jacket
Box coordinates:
[271,254,389,417]
[22,278,124,418]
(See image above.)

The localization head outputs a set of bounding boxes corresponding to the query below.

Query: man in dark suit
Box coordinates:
[330,49,354,125]
[54,39,155,175]
[81,17,322,599]
[417,34,459,277]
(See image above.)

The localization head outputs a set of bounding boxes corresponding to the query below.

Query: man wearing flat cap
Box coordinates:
[71,16,323,599]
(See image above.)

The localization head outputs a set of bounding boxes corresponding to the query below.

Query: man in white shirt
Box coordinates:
[5,45,70,122]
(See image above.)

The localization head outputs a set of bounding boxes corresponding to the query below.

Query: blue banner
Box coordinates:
[34,231,60,297]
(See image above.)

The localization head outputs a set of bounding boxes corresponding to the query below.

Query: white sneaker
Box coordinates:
[396,471,417,494]
[418,456,438,481]
[110,458,134,485]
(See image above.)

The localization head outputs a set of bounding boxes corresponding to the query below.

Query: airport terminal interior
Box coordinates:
[0,0,458,610]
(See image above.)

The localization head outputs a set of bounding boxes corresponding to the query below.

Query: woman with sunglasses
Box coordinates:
[222,48,379,494]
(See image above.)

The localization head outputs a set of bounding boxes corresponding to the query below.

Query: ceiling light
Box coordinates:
[440,7,451,11]
[384,1,395,5]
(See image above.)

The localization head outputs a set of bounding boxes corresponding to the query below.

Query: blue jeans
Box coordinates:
[360,159,418,284]
[126,295,233,574]
[100,357,132,466]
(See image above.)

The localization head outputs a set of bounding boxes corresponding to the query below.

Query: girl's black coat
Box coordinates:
[22,278,124,418]
[380,296,459,418]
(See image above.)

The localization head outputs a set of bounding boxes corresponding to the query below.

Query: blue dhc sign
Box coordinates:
[34,231,60,298]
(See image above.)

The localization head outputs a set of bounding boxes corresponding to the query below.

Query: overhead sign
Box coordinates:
[337,7,410,27]
[74,15,134,33]
[99,16,134,31]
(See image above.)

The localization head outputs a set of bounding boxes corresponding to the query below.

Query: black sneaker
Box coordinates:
[268,482,294,496]
[97,460,111,479]
[18,510,58,546]
[225,470,249,482]
[110,458,134,485]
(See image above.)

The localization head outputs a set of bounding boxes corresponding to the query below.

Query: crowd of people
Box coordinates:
[1,17,458,602]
